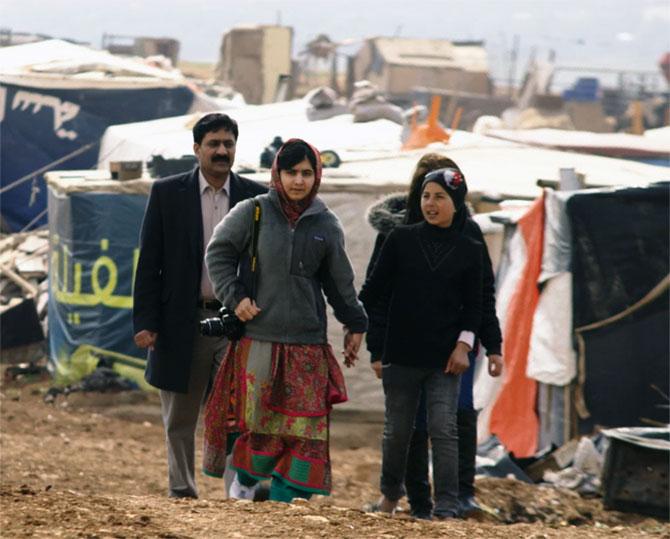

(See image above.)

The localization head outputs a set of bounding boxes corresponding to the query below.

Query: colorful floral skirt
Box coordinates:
[203,337,348,495]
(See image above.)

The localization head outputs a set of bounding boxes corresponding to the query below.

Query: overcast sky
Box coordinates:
[2,0,669,86]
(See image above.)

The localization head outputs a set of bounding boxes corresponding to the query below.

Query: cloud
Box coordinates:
[513,12,533,21]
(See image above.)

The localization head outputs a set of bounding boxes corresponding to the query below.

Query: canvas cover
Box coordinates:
[568,183,669,430]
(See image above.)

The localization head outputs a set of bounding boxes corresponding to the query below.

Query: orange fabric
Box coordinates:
[489,193,545,458]
[401,96,451,150]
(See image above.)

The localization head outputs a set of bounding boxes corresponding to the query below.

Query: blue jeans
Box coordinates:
[381,363,461,517]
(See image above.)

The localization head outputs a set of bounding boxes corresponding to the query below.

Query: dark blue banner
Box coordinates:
[1,82,193,231]
[48,187,149,387]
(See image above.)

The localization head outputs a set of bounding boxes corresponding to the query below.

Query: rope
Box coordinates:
[0,141,99,195]
[20,208,48,232]
[573,274,670,419]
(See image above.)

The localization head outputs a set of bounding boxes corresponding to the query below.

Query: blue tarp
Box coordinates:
[47,186,149,387]
[1,82,194,231]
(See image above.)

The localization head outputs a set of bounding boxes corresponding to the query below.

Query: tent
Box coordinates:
[475,183,670,457]
[45,171,153,388]
[0,39,221,232]
[98,98,670,200]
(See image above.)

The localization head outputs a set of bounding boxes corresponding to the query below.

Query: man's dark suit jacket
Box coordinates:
[133,167,267,393]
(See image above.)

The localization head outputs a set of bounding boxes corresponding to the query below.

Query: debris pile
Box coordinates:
[0,231,49,363]
[44,364,140,403]
[476,429,670,521]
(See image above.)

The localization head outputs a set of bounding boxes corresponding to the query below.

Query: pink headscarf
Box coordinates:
[270,138,322,226]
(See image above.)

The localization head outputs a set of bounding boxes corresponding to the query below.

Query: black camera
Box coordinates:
[199,307,245,340]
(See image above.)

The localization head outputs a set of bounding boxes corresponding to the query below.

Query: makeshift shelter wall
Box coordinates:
[46,177,149,388]
[579,299,669,431]
[568,183,670,431]
[480,184,669,455]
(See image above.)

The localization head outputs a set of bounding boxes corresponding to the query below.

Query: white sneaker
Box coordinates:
[223,455,236,497]
[228,473,259,500]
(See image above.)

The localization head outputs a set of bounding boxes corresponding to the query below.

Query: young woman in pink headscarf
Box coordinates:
[203,139,368,503]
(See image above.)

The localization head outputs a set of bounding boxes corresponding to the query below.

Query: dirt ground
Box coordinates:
[1,378,668,539]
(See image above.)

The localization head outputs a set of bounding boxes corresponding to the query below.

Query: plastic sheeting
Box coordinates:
[1,82,194,231]
[527,190,577,386]
[47,176,148,387]
[527,272,577,385]
[569,183,670,430]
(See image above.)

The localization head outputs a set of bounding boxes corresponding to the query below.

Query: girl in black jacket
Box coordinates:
[359,165,484,519]
[364,154,503,519]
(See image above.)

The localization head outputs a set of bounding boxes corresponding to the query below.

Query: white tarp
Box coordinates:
[0,39,184,89]
[98,99,670,199]
[485,127,670,157]
[526,190,578,386]
[98,98,406,173]
[527,271,577,385]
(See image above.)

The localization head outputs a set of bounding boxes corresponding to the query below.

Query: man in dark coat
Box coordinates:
[133,113,267,498]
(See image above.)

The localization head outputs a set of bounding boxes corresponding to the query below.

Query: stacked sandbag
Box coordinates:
[349,81,404,124]
[305,86,348,121]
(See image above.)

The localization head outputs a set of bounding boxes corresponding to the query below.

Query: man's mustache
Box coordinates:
[212,156,230,163]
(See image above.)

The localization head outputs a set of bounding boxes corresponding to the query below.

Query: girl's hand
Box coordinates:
[445,342,470,375]
[235,297,261,321]
[343,330,363,367]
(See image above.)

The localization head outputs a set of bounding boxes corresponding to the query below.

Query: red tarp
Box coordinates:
[489,193,545,458]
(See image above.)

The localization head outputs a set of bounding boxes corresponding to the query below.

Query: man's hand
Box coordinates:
[445,342,471,375]
[235,297,261,322]
[134,330,157,350]
[487,354,503,377]
[343,330,363,368]
[371,359,382,379]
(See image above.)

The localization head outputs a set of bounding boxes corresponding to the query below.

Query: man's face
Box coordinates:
[194,128,236,182]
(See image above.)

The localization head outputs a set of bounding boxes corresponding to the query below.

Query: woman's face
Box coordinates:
[421,181,456,228]
[279,158,315,201]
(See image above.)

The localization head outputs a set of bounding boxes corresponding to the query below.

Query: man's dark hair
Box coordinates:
[192,113,239,144]
[276,140,317,171]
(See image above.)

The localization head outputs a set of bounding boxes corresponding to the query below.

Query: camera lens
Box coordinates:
[199,317,224,337]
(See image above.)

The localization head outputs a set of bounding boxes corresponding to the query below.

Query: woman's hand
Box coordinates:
[445,342,471,375]
[487,354,503,377]
[235,297,261,322]
[343,330,363,368]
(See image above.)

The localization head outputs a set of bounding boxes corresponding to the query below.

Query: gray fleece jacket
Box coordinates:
[205,189,368,344]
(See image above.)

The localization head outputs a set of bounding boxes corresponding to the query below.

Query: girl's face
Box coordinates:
[421,181,456,228]
[279,158,315,201]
